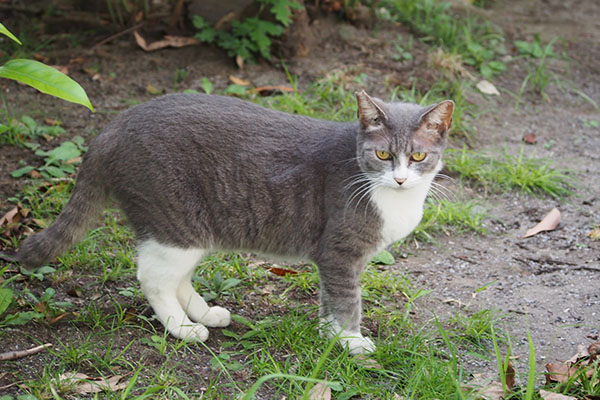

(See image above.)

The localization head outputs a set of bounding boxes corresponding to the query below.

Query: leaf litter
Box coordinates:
[523,207,561,238]
[53,372,131,395]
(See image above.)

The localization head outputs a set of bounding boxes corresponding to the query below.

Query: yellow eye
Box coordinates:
[376,150,392,160]
[411,152,427,162]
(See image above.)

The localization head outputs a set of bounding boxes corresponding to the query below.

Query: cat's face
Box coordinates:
[355,91,453,190]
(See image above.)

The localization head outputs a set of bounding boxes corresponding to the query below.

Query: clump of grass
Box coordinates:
[392,79,475,141]
[382,0,506,78]
[410,197,488,242]
[446,147,573,198]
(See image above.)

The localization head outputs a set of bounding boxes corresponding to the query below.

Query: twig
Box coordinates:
[92,22,146,49]
[0,343,53,361]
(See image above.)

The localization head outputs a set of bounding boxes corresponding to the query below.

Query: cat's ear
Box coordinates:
[418,100,454,140]
[356,90,388,130]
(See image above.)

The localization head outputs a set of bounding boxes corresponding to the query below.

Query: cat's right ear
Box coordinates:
[356,90,388,130]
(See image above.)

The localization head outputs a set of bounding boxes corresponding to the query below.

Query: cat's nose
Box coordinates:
[394,177,407,185]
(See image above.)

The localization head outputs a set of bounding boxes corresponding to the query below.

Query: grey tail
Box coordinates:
[17,165,108,268]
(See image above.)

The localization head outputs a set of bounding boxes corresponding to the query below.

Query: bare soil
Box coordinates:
[0,0,599,394]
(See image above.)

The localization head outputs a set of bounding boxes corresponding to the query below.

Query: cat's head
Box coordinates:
[354,90,454,190]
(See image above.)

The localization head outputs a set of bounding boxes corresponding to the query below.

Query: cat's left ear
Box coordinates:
[356,90,388,130]
[418,100,454,140]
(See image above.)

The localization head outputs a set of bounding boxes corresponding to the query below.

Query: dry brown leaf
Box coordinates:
[308,382,331,400]
[354,354,383,369]
[505,361,515,390]
[0,207,19,226]
[566,344,591,364]
[29,170,42,179]
[235,54,244,70]
[545,362,578,383]
[539,389,577,400]
[266,266,299,276]
[523,208,561,238]
[254,85,295,96]
[33,53,51,63]
[50,65,70,75]
[523,132,537,144]
[466,374,506,400]
[589,340,600,356]
[589,226,600,241]
[476,79,500,96]
[134,31,200,52]
[59,372,130,394]
[44,118,61,126]
[65,157,82,165]
[229,75,251,86]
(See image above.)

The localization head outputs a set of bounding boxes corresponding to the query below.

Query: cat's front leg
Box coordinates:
[318,262,375,355]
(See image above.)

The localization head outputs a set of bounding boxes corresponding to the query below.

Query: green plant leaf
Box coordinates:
[0,288,13,317]
[2,311,44,325]
[11,166,34,178]
[0,22,22,45]
[371,250,395,265]
[0,59,93,111]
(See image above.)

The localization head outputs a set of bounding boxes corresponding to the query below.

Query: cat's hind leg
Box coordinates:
[176,271,231,328]
[137,240,209,341]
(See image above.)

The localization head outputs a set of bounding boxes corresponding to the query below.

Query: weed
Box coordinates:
[515,37,560,107]
[409,197,488,243]
[196,270,242,302]
[11,136,87,179]
[193,0,302,62]
[383,0,506,78]
[446,146,573,198]
[0,113,65,147]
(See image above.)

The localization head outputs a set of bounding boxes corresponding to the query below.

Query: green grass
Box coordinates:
[445,147,573,198]
[382,0,507,78]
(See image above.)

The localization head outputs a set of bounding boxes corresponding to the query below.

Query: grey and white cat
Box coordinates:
[18,91,453,354]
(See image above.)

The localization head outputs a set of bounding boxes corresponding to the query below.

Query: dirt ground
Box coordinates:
[0,0,599,391]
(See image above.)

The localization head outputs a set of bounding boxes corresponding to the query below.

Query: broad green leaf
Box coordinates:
[45,141,81,164]
[0,22,22,44]
[0,59,93,111]
[371,250,395,265]
[2,311,44,325]
[11,166,34,178]
[0,288,13,317]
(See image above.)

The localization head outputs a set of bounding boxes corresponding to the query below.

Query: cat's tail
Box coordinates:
[17,164,109,268]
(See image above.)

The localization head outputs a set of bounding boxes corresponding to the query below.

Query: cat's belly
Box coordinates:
[370,186,428,247]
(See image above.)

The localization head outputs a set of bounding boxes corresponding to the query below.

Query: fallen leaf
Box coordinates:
[58,372,130,394]
[44,118,61,126]
[50,65,70,75]
[566,344,590,364]
[48,312,69,324]
[146,84,164,95]
[134,31,200,52]
[354,354,383,369]
[588,226,600,241]
[229,75,251,86]
[465,374,508,400]
[308,382,331,400]
[235,54,244,69]
[0,207,19,226]
[589,340,600,356]
[476,79,500,96]
[254,85,295,96]
[33,53,51,63]
[539,389,577,400]
[65,157,82,165]
[479,381,505,400]
[523,207,561,238]
[267,266,299,276]
[29,170,42,179]
[523,132,537,144]
[545,362,577,383]
[505,361,515,390]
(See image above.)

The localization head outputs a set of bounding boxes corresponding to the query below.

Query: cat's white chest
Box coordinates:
[370,186,429,248]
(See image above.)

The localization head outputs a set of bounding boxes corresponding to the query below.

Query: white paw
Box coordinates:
[200,306,231,327]
[169,322,209,342]
[340,334,376,355]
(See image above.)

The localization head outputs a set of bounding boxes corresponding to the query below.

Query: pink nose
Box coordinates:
[394,177,407,185]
